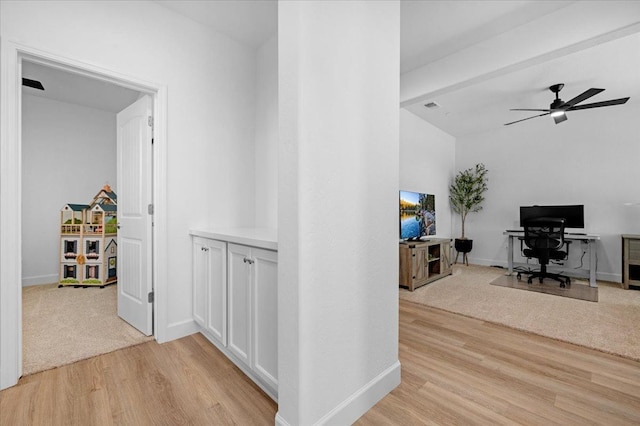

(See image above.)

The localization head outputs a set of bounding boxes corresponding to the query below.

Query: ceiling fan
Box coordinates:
[504,83,630,126]
[22,78,44,91]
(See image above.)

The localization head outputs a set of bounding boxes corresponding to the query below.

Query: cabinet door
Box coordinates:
[192,237,209,328]
[252,248,278,390]
[412,246,428,282]
[228,243,251,365]
[441,241,452,274]
[205,239,227,346]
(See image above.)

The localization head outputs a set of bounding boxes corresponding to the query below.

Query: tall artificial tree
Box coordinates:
[449,163,489,239]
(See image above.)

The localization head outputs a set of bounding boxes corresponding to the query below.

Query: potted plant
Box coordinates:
[449,163,489,265]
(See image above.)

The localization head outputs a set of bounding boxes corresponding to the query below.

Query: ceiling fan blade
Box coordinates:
[553,113,568,124]
[567,97,630,111]
[22,78,44,90]
[510,108,551,112]
[504,112,550,126]
[563,88,604,107]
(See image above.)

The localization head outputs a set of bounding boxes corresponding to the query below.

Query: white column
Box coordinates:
[278,1,401,424]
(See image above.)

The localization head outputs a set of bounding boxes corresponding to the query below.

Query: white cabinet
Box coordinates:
[228,243,278,393]
[190,229,278,400]
[192,237,227,346]
[228,243,251,364]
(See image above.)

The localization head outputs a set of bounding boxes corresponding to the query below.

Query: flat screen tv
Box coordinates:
[519,204,584,229]
[399,190,436,240]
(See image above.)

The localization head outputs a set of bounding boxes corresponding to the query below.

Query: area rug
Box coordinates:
[490,274,598,302]
[400,264,640,361]
[23,283,154,375]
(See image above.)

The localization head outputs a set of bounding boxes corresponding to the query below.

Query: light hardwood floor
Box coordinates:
[2,299,640,425]
[0,333,277,425]
[359,300,640,425]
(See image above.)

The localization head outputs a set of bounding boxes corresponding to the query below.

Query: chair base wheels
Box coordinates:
[523,273,570,288]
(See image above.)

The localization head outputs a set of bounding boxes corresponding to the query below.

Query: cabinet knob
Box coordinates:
[243,257,254,265]
[201,247,209,252]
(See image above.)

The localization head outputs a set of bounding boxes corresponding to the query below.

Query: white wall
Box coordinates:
[254,35,278,229]
[278,1,400,425]
[1,1,257,341]
[400,109,455,239]
[21,94,117,286]
[456,101,640,282]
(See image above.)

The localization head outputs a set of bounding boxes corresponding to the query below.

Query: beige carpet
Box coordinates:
[400,264,640,361]
[23,283,153,376]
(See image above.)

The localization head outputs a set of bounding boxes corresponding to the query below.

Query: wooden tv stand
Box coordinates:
[399,238,452,291]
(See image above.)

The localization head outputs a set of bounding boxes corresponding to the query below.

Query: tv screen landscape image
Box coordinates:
[399,190,436,240]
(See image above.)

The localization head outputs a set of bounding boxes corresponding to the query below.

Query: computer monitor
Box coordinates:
[519,205,584,229]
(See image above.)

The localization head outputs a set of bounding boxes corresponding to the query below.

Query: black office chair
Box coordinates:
[521,217,570,288]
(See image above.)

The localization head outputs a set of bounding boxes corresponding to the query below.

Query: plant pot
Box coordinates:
[454,238,473,266]
[454,238,473,253]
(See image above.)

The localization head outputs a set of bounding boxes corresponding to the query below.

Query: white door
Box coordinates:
[252,247,278,391]
[192,237,228,346]
[228,243,251,365]
[205,239,228,346]
[192,237,208,328]
[117,95,153,335]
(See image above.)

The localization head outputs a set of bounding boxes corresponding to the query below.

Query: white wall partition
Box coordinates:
[278,1,401,424]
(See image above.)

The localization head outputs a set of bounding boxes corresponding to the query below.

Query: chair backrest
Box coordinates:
[523,217,565,251]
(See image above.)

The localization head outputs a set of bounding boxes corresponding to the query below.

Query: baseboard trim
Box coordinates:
[596,271,621,283]
[22,274,58,286]
[312,360,401,425]
[160,318,199,343]
[274,360,401,426]
[275,412,291,426]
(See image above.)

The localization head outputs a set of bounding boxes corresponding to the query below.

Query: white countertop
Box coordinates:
[189,227,278,251]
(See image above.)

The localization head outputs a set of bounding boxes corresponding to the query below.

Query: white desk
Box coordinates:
[503,230,600,287]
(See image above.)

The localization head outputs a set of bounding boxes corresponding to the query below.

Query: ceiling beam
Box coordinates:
[400,1,640,108]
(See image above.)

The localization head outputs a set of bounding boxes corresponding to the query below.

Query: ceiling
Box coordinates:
[22,61,140,113]
[405,31,640,137]
[399,0,573,74]
[155,0,277,49]
[155,0,639,137]
[21,1,639,137]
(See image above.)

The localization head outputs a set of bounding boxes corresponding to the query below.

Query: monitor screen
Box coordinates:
[519,205,584,229]
[399,190,436,240]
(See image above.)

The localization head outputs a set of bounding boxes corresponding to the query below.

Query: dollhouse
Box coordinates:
[59,185,117,288]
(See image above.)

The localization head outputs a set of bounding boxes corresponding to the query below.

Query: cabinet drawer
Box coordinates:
[629,239,640,261]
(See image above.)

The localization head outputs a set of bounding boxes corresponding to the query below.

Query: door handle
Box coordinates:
[117,223,121,229]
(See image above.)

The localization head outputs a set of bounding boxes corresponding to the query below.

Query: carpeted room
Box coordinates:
[400,264,640,362]
[23,284,152,375]
[20,61,152,376]
[399,20,640,372]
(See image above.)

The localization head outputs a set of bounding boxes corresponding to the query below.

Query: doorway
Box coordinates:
[0,42,168,390]
[21,60,153,374]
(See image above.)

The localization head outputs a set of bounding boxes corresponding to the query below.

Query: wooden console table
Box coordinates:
[399,238,452,291]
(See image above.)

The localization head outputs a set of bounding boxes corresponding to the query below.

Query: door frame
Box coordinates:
[0,40,169,390]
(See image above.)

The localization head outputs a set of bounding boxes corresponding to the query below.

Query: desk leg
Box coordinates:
[588,239,597,287]
[507,235,514,275]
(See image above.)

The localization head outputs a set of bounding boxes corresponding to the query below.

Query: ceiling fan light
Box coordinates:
[550,110,565,117]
